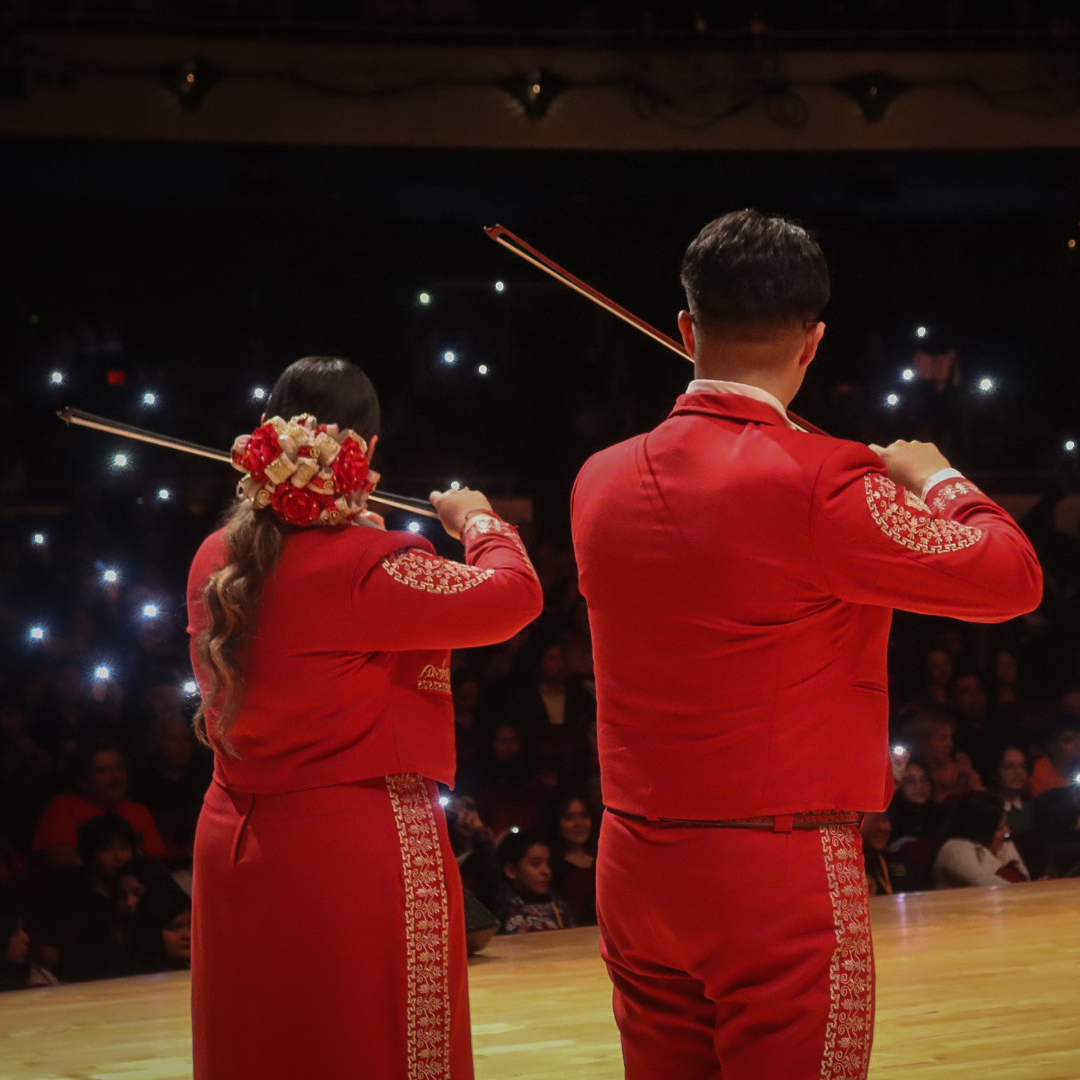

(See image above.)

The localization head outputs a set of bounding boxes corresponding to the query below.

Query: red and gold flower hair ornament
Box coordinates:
[230,414,379,528]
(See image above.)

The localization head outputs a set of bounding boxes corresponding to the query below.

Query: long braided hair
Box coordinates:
[193,356,380,752]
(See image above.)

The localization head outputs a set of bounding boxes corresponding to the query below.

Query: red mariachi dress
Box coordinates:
[186,512,542,1080]
[571,385,1042,1080]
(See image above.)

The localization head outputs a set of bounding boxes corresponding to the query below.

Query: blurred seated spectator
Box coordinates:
[456,722,547,838]
[544,791,597,926]
[905,711,983,801]
[861,811,927,895]
[914,648,953,708]
[495,830,574,935]
[0,905,58,992]
[43,813,139,982]
[33,741,167,869]
[987,649,1020,713]
[951,673,1020,757]
[887,758,946,878]
[986,746,1034,836]
[127,883,192,974]
[128,716,211,856]
[1029,713,1080,797]
[114,855,179,925]
[450,672,482,774]
[30,660,113,756]
[933,792,1031,889]
[0,692,54,857]
[444,795,502,919]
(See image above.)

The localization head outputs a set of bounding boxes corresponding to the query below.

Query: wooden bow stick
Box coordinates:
[57,407,440,519]
[484,224,826,436]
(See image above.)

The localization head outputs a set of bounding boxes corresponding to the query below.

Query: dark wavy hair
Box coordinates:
[680,209,830,339]
[193,356,381,752]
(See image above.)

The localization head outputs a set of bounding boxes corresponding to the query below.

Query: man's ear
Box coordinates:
[677,310,696,358]
[799,322,825,370]
[503,862,518,881]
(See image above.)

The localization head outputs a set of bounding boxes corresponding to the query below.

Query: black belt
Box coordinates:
[606,807,861,833]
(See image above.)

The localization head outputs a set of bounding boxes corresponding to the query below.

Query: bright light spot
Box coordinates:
[509,826,521,834]
[93,665,112,681]
[407,521,422,533]
[31,532,46,546]
[157,488,171,501]
[1065,440,1077,452]
[978,377,995,393]
[442,350,456,365]
[439,796,450,807]
[182,679,198,696]
[418,292,432,305]
[915,326,928,338]
[142,603,160,619]
[1075,773,1080,784]
[252,386,267,401]
[1069,239,1077,250]
[885,393,900,407]
[494,281,506,293]
[449,481,461,491]
[892,745,906,756]
[112,452,130,469]
[28,625,46,642]
[49,371,64,385]
[142,391,157,406]
[477,364,489,376]
[901,368,915,382]
[101,568,120,584]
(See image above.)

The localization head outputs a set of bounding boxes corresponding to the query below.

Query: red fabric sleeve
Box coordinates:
[124,802,168,857]
[809,442,1042,622]
[353,513,543,652]
[32,797,78,851]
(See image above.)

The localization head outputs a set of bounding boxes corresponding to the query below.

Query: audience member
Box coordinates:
[495,830,574,935]
[32,741,167,869]
[127,883,192,973]
[1029,713,1080,797]
[0,906,58,992]
[905,711,984,801]
[544,791,597,926]
[932,792,1031,889]
[456,722,547,838]
[861,811,926,895]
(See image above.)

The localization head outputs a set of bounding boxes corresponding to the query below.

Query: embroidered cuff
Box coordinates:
[921,468,965,502]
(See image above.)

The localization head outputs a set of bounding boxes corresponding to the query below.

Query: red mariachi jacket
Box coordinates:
[571,391,1043,820]
[187,513,542,794]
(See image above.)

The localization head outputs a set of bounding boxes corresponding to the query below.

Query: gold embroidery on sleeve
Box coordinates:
[929,479,981,515]
[380,549,494,594]
[863,475,982,554]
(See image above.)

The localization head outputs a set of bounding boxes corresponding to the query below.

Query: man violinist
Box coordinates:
[570,210,1042,1080]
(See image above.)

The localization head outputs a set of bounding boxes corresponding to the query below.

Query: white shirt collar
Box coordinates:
[686,379,796,430]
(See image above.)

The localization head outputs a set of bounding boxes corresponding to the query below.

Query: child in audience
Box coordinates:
[496,830,574,934]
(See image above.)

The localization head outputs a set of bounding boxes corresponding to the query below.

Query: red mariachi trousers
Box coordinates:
[192,774,473,1080]
[598,812,874,1080]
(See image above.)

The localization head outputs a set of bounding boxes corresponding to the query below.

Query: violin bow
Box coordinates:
[483,224,827,436]
[56,407,440,519]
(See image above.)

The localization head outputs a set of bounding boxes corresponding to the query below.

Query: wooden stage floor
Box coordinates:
[1,879,1077,1080]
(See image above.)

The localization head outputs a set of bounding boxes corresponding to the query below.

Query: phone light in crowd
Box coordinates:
[885,393,900,408]
[439,796,450,807]
[49,371,65,386]
[141,391,158,407]
[477,364,490,376]
[509,826,521,834]
[252,386,267,402]
[892,745,906,756]
[31,532,47,546]
[978,377,996,394]
[407,521,422,534]
[28,625,47,643]
[142,603,161,620]
[449,481,461,491]
[901,368,915,382]
[157,487,172,501]
[1065,440,1077,453]
[182,679,199,696]
[101,568,120,585]
[494,281,506,293]
[112,451,131,470]
[93,665,112,682]
[915,326,928,339]
[442,350,457,365]
[418,291,432,306]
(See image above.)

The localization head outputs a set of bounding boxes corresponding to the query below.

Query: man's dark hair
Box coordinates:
[76,812,140,863]
[945,791,1005,849]
[680,209,830,338]
[68,739,124,789]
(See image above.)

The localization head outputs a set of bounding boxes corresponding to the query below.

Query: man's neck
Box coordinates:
[693,367,795,407]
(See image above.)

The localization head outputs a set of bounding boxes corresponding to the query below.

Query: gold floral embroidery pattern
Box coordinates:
[381,549,494,594]
[928,479,981,515]
[819,826,874,1080]
[863,474,983,554]
[387,773,451,1080]
[462,513,528,556]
